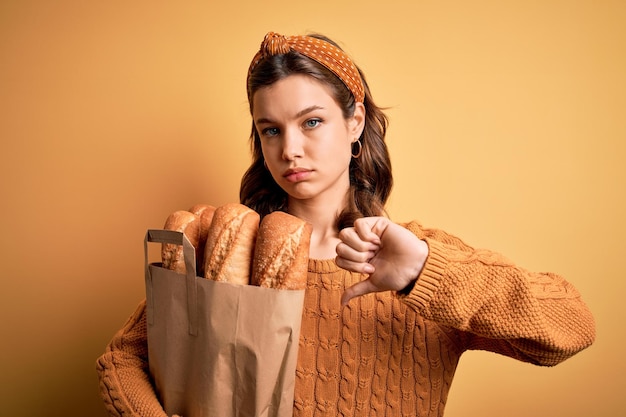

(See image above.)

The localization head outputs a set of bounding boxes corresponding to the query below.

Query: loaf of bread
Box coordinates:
[187,204,216,276]
[251,211,312,290]
[203,203,260,285]
[162,204,311,290]
[161,210,201,274]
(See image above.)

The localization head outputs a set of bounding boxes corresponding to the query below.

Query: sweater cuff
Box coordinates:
[399,238,447,311]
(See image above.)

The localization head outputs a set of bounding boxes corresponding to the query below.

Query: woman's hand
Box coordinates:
[336,217,429,306]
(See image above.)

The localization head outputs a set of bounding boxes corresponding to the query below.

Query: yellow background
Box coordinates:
[1,0,624,416]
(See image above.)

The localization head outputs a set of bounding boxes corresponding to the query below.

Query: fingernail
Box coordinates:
[364,264,375,274]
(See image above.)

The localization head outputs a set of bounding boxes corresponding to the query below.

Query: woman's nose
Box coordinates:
[282,129,304,160]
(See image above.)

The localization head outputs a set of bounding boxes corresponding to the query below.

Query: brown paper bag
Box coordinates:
[144,229,305,417]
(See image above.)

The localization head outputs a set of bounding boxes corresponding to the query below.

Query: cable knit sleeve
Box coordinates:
[399,221,596,367]
[96,300,169,417]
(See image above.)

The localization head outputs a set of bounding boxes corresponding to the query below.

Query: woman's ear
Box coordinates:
[349,102,366,138]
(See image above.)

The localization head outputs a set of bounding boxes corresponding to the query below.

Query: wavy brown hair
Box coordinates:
[240,34,392,230]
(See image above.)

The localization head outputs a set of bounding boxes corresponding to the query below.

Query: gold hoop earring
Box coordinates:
[351,139,362,158]
[263,159,268,169]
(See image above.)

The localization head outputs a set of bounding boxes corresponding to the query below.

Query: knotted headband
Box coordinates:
[247,32,365,103]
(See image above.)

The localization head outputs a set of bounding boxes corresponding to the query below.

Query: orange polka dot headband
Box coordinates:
[247,32,365,103]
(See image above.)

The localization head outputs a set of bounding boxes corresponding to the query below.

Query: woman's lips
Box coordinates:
[283,168,312,183]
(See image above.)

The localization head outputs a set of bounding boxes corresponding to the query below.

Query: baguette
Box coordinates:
[188,204,216,276]
[203,203,260,285]
[161,210,201,274]
[251,211,312,290]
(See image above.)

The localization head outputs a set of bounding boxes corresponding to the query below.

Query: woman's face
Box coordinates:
[252,74,365,208]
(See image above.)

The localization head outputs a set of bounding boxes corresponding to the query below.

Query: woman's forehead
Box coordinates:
[252,75,338,117]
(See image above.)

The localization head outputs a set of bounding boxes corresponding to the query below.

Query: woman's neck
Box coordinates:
[287,200,343,260]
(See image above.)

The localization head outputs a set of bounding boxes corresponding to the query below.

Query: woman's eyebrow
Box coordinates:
[255,105,325,125]
[295,105,324,118]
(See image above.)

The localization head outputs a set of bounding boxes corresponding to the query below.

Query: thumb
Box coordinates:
[341,278,378,306]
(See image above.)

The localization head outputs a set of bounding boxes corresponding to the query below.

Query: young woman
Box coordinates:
[97,32,595,416]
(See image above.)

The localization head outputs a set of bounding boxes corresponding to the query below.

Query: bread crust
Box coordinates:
[251,211,312,290]
[203,203,260,285]
[161,210,201,274]
[188,204,216,276]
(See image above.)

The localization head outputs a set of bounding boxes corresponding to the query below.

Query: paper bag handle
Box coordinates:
[144,229,199,335]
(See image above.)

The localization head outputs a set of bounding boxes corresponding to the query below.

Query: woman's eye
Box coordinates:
[304,119,321,129]
[262,127,280,137]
